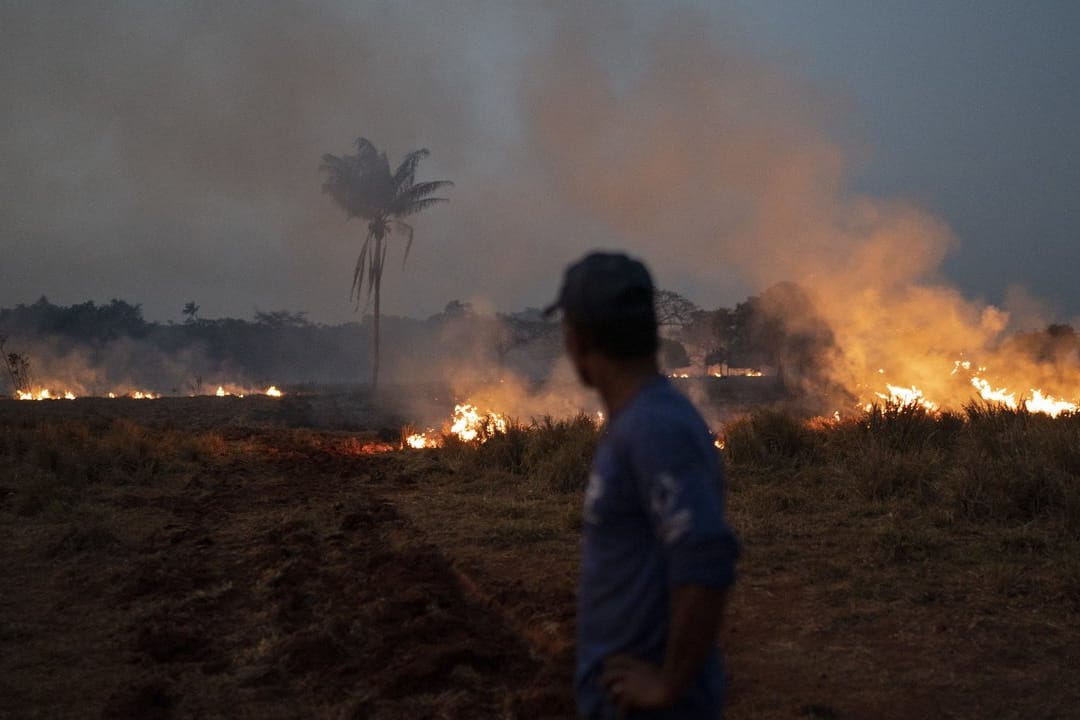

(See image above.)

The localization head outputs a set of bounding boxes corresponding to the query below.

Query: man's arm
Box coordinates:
[601,584,728,711]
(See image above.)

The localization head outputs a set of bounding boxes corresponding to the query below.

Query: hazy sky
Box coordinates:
[2,1,1078,325]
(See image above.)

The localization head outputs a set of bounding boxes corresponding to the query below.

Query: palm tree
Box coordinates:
[320,137,451,389]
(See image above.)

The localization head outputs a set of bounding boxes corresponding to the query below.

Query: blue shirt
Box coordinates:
[576,376,740,719]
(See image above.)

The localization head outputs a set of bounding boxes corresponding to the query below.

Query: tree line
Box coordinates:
[3,290,1076,397]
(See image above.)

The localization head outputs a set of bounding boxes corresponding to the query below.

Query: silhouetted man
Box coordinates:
[545,252,740,719]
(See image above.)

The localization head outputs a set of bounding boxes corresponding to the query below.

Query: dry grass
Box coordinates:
[2,401,1079,719]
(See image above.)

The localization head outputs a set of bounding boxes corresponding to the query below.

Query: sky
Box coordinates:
[2,1,1078,326]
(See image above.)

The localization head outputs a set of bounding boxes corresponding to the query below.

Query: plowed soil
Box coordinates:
[0,421,570,719]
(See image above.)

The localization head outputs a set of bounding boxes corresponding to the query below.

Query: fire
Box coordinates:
[401,403,510,449]
[873,384,939,412]
[211,385,284,398]
[15,388,76,401]
[866,360,1077,418]
[967,376,1076,416]
[1025,390,1077,417]
[450,403,508,442]
[12,384,283,400]
[405,432,439,449]
[969,377,1016,408]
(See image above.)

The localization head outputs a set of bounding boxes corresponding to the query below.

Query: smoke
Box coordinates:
[515,5,1079,410]
[2,334,221,397]
[2,2,1077,411]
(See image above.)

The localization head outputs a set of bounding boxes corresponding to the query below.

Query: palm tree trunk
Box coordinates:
[372,238,382,391]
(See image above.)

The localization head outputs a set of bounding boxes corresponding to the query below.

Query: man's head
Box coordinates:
[545,252,659,387]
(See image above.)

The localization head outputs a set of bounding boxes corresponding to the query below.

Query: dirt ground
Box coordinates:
[1,398,1078,719]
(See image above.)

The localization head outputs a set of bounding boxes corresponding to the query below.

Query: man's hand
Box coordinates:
[601,655,673,712]
[600,586,728,713]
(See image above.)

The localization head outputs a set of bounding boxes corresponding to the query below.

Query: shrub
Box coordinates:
[724,409,818,469]
[448,413,600,493]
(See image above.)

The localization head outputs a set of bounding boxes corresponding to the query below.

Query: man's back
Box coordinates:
[576,376,739,718]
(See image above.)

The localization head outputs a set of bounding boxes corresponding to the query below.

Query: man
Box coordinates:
[544,252,740,719]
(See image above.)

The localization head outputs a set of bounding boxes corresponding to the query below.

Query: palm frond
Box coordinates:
[403,180,454,200]
[353,137,380,164]
[393,196,450,218]
[376,151,392,182]
[392,149,431,189]
[395,220,415,267]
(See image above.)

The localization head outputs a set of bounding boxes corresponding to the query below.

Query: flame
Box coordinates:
[450,403,508,442]
[405,432,439,449]
[1025,390,1076,417]
[401,403,510,449]
[12,383,282,400]
[15,388,76,400]
[865,360,1077,418]
[873,383,939,412]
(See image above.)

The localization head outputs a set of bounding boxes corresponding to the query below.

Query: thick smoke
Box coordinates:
[516,6,1079,410]
[3,2,1077,411]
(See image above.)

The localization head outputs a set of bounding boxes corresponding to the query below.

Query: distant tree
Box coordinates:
[438,300,474,321]
[0,336,32,393]
[654,289,699,328]
[660,338,691,370]
[253,309,311,327]
[682,308,732,375]
[727,282,835,390]
[320,137,452,390]
[489,314,555,370]
[182,301,199,323]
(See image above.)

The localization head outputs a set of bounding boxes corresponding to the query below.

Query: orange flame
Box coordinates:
[15,388,76,401]
[449,403,508,442]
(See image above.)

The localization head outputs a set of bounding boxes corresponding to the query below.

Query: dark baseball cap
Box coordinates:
[543,251,656,326]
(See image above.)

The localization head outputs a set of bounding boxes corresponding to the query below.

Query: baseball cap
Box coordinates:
[543,251,656,326]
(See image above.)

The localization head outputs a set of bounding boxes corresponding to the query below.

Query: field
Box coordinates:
[1,396,1079,719]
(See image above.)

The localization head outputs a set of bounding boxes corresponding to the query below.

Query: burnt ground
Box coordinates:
[1,398,1079,719]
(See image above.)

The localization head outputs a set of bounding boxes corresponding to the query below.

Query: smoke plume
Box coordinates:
[2,2,1077,411]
